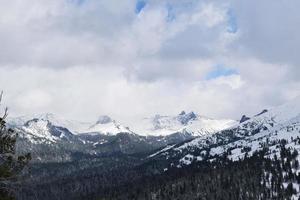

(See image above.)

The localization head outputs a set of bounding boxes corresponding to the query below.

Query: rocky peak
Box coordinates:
[255,109,268,117]
[239,115,250,123]
[177,111,197,125]
[179,111,186,115]
[96,115,112,124]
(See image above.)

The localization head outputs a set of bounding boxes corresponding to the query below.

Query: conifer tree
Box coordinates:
[0,92,31,200]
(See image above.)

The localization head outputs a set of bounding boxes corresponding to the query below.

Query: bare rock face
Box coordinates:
[177,111,197,125]
[255,109,268,117]
[239,115,250,123]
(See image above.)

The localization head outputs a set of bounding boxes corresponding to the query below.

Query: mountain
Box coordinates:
[8,113,186,162]
[13,97,299,165]
[8,113,90,137]
[239,115,250,123]
[11,97,300,200]
[8,111,237,162]
[13,117,91,163]
[21,118,77,144]
[84,115,132,135]
[9,111,236,139]
[13,120,148,162]
[148,96,300,169]
[130,111,237,137]
[8,113,130,136]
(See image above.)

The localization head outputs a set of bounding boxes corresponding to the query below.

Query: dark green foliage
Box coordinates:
[97,147,300,200]
[0,93,31,200]
[15,146,300,200]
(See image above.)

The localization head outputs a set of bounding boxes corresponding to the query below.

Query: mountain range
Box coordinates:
[9,96,300,200]
[9,111,236,137]
[148,96,300,169]
[8,111,236,162]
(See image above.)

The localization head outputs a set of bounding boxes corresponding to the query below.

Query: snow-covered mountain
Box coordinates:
[8,113,132,137]
[20,118,76,144]
[11,97,300,200]
[8,111,236,139]
[8,113,90,134]
[130,111,237,137]
[8,111,238,162]
[149,96,300,167]
[85,115,132,136]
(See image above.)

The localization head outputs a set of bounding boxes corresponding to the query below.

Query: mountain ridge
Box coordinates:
[147,96,300,169]
[8,111,236,137]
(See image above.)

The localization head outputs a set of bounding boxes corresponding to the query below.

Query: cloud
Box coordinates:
[230,0,300,76]
[14,89,52,111]
[0,0,136,68]
[0,0,299,123]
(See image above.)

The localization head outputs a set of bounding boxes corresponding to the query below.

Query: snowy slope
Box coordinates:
[149,96,300,167]
[85,115,132,135]
[9,111,235,138]
[18,118,76,144]
[9,114,132,137]
[131,111,236,137]
[8,113,90,134]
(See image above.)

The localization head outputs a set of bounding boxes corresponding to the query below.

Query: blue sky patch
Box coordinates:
[227,9,238,33]
[206,64,238,80]
[135,1,146,14]
[166,4,176,22]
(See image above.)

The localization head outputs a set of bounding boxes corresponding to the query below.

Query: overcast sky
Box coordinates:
[0,0,299,123]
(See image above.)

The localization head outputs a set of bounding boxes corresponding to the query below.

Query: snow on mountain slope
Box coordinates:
[131,111,237,137]
[85,115,132,135]
[8,113,133,137]
[256,96,300,123]
[8,113,90,134]
[19,118,76,144]
[9,111,235,138]
[149,96,300,167]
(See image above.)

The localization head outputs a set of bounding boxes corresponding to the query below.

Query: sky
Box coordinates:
[0,0,299,124]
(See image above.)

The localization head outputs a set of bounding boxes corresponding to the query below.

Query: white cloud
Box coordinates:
[190,3,226,28]
[14,89,52,111]
[209,74,244,90]
[0,0,299,123]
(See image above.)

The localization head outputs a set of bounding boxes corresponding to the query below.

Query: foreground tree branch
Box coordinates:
[0,92,31,200]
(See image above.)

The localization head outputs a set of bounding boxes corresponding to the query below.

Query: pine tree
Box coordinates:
[0,92,31,200]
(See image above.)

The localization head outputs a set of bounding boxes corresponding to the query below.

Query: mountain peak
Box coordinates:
[239,115,250,123]
[255,109,268,117]
[179,111,186,115]
[24,118,48,127]
[177,111,197,125]
[96,115,112,124]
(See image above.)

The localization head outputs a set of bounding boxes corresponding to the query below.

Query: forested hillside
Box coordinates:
[13,140,300,200]
[100,145,300,200]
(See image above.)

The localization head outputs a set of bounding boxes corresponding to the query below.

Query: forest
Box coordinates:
[12,140,300,200]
